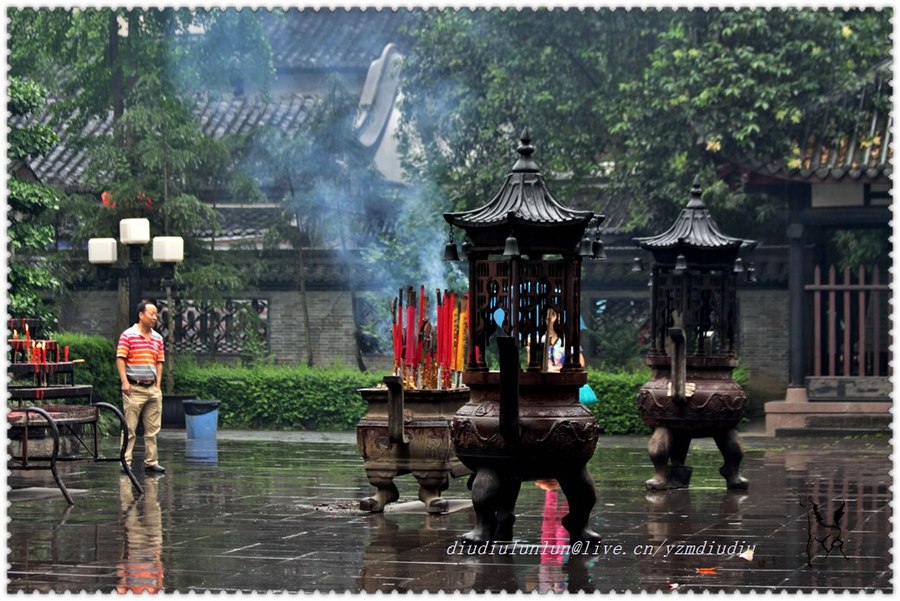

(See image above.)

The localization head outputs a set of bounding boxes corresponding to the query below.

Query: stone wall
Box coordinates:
[59,291,121,342]
[60,288,792,397]
[737,288,790,411]
[267,290,357,366]
[59,289,365,368]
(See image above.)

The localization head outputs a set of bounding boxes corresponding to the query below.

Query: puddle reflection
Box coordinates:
[8,436,892,593]
[116,475,165,593]
[357,488,597,593]
[357,512,478,592]
[644,488,748,539]
[185,437,219,465]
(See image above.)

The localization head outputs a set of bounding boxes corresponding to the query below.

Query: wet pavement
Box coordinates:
[6,429,893,593]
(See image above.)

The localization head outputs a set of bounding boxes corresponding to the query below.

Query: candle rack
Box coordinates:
[7,325,143,504]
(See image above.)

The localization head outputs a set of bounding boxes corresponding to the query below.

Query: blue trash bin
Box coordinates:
[183,400,220,440]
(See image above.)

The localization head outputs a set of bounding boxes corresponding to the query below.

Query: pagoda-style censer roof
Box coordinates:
[444,130,599,254]
[633,177,755,265]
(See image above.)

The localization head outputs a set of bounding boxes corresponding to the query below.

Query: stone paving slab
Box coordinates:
[6,431,892,593]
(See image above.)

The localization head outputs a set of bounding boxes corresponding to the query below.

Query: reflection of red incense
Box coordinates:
[540,490,569,566]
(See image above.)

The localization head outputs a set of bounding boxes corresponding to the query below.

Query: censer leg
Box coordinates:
[559,466,601,543]
[359,471,400,512]
[667,432,694,489]
[645,427,673,490]
[714,429,748,490]
[462,468,502,543]
[413,470,450,514]
[493,477,521,541]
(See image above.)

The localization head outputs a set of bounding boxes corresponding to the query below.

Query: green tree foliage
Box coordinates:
[8,8,275,352]
[399,9,892,240]
[618,9,892,233]
[399,9,668,213]
[8,77,63,323]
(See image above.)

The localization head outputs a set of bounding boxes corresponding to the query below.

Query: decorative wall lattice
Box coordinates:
[157,298,269,355]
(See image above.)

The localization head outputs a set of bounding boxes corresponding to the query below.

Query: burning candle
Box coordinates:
[25,323,30,342]
[64,346,69,362]
[12,329,17,340]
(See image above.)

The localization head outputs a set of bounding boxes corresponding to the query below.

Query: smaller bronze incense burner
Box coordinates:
[357,377,470,513]
[357,286,472,513]
[633,177,756,490]
[445,130,604,542]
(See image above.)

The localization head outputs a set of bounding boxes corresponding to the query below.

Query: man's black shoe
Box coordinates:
[144,463,166,474]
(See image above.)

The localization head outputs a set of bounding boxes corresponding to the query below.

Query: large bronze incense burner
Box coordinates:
[444,131,604,542]
[633,177,756,491]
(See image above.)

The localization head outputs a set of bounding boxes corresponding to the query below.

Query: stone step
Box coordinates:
[805,414,892,429]
[774,413,892,437]
[774,427,891,438]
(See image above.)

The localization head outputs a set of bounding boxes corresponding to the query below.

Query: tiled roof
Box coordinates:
[198,204,285,240]
[24,94,319,190]
[263,8,418,71]
[730,110,892,183]
[199,202,396,249]
[723,65,892,184]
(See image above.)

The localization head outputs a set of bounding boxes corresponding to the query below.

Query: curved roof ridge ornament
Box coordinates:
[511,128,539,173]
[686,175,705,209]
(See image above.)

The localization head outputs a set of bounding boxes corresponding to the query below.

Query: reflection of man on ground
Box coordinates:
[117,475,164,593]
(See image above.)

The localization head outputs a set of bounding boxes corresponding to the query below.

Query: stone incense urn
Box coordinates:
[633,176,756,491]
[442,131,606,542]
[357,376,470,514]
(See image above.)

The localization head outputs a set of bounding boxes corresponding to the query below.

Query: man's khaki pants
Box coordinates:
[122,384,163,467]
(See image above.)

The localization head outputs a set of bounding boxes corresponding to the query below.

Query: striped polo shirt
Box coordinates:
[116,325,165,383]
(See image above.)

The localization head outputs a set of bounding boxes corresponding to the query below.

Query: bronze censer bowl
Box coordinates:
[451,337,600,542]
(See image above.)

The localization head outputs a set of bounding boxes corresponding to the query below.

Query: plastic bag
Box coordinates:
[578,384,598,405]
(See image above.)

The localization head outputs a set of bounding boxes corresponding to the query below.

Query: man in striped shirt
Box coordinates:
[117,300,166,473]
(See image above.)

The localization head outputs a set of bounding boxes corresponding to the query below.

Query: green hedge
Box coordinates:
[171,364,745,434]
[587,369,653,435]
[53,333,120,407]
[173,363,653,434]
[174,364,380,430]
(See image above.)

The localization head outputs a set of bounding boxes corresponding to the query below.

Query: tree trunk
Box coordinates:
[350,291,367,372]
[165,285,175,395]
[108,11,124,122]
[297,246,314,367]
[338,218,367,372]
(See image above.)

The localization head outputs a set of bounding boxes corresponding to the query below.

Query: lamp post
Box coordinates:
[88,218,184,321]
